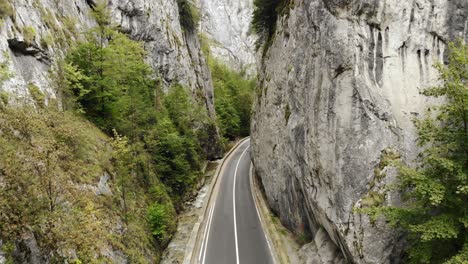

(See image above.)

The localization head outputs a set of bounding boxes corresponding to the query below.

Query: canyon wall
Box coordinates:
[0,0,222,262]
[251,0,467,263]
[0,0,221,158]
[199,0,256,74]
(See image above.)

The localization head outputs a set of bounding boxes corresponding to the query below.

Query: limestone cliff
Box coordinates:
[200,0,256,74]
[0,0,221,158]
[251,0,467,263]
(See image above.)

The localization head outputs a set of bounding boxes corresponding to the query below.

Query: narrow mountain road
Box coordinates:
[196,139,273,264]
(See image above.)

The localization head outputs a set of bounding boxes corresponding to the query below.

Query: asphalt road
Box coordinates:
[198,139,273,264]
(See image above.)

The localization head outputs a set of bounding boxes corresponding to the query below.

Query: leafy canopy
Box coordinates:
[366,41,467,264]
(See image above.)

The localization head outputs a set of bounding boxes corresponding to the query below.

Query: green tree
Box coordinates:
[367,41,467,264]
[208,57,255,139]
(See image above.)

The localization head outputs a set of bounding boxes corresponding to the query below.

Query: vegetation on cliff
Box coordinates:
[252,0,291,51]
[201,36,255,142]
[364,41,467,264]
[0,4,215,263]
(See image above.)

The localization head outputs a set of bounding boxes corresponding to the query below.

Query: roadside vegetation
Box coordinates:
[201,36,255,143]
[361,41,467,264]
[210,59,255,141]
[0,3,213,263]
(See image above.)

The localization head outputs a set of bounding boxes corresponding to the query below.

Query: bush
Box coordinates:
[28,82,45,108]
[362,41,468,264]
[147,202,175,245]
[23,26,36,44]
[0,0,14,18]
[0,91,8,105]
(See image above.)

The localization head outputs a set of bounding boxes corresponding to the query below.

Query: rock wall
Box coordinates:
[199,0,256,74]
[251,0,467,263]
[0,0,221,158]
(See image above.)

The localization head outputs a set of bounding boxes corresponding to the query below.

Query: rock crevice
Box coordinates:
[252,0,467,263]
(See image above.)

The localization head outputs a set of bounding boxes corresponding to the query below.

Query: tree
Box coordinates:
[209,58,255,139]
[369,41,467,264]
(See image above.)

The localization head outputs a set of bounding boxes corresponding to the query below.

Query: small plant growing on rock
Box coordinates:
[360,41,468,264]
[28,82,45,108]
[22,26,37,44]
[0,91,8,105]
[0,0,14,18]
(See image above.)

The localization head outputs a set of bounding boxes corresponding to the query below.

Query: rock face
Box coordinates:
[200,0,256,74]
[251,0,467,263]
[0,0,222,158]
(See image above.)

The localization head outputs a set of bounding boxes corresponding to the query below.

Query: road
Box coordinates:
[197,139,273,264]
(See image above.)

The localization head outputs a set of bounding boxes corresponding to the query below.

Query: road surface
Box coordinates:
[197,139,273,264]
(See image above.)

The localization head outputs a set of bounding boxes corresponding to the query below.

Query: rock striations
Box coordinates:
[0,0,221,158]
[199,0,256,74]
[251,0,467,263]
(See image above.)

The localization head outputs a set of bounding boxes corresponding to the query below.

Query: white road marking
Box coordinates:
[250,162,276,263]
[201,202,215,264]
[233,144,250,264]
[199,139,250,264]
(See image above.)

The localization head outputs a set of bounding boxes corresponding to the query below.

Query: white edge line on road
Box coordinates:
[201,202,215,264]
[233,143,250,264]
[250,170,275,263]
[191,138,250,264]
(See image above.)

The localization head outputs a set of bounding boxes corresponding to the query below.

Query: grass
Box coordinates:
[22,26,37,44]
[0,106,163,262]
[0,91,8,105]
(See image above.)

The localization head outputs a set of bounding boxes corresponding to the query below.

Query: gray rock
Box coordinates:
[200,0,257,75]
[251,0,467,263]
[97,172,112,196]
[0,0,222,158]
[0,240,5,264]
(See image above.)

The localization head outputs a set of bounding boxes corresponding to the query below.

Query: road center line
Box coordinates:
[233,144,250,264]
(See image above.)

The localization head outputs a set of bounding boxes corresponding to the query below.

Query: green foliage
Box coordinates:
[147,202,175,244]
[0,0,14,18]
[252,0,291,51]
[177,0,199,32]
[364,41,467,264]
[1,3,212,260]
[22,26,36,44]
[208,57,255,140]
[0,54,12,88]
[0,107,106,261]
[0,91,8,105]
[27,82,45,108]
[65,22,155,134]
[59,13,212,250]
[40,33,54,49]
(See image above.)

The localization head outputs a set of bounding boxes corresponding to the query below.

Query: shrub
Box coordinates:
[0,56,12,86]
[362,41,468,264]
[147,202,175,245]
[40,33,54,49]
[0,0,14,18]
[27,82,45,108]
[22,26,36,44]
[0,91,8,105]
